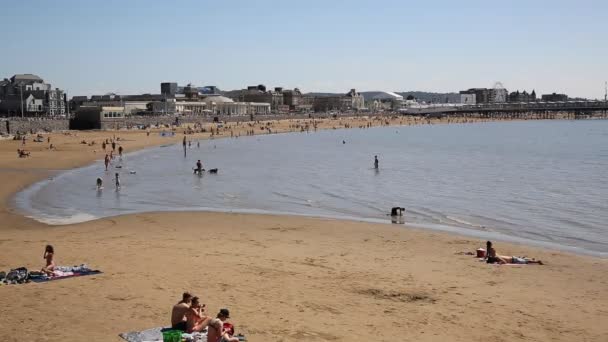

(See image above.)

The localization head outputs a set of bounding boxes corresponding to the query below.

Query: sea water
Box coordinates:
[14,120,608,256]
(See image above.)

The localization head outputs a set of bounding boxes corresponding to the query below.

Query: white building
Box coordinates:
[173,95,271,116]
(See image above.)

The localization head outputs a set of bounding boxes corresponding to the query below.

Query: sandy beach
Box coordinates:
[1,116,607,342]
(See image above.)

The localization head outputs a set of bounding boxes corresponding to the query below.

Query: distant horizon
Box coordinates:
[1,0,606,99]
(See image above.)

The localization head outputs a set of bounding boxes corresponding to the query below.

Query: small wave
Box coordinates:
[29,212,99,225]
[446,216,486,229]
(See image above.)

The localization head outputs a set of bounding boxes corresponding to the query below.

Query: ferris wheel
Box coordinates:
[493,82,506,91]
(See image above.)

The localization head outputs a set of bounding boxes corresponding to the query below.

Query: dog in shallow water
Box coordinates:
[390,207,405,216]
[208,168,218,174]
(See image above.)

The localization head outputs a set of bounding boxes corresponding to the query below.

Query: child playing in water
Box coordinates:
[114,173,120,189]
[42,245,55,275]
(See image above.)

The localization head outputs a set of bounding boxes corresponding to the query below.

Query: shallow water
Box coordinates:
[15,120,608,256]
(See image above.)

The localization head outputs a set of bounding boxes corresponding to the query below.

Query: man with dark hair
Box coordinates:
[171,292,193,331]
[207,308,239,342]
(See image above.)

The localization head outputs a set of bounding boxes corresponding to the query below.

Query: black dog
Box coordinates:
[208,168,218,174]
[390,207,405,216]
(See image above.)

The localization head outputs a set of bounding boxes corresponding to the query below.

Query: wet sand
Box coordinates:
[0,116,607,342]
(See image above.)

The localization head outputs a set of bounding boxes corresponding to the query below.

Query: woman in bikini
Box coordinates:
[486,241,543,265]
[42,245,55,275]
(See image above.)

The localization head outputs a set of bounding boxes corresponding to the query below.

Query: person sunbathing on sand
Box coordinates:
[185,297,212,333]
[42,245,55,275]
[486,241,543,265]
[171,292,193,331]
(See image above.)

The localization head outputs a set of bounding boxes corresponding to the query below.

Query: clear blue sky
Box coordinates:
[1,0,606,98]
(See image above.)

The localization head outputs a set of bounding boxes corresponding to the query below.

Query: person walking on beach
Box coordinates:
[118,145,123,158]
[114,173,121,189]
[183,136,187,157]
[104,154,110,171]
[111,141,116,152]
[171,292,193,331]
[374,155,379,169]
[102,141,106,151]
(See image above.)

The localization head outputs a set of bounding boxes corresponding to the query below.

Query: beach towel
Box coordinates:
[478,258,526,266]
[119,327,207,342]
[29,269,101,283]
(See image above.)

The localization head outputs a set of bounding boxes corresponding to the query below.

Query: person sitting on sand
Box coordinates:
[171,292,193,331]
[207,309,239,342]
[42,245,55,275]
[485,241,543,265]
[185,297,212,333]
[17,149,30,158]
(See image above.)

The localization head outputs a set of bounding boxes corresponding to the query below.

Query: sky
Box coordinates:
[1,0,607,99]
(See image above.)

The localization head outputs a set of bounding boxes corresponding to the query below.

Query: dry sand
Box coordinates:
[0,116,606,342]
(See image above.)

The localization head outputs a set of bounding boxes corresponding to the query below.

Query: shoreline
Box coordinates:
[10,117,606,258]
[1,115,527,227]
[1,116,607,342]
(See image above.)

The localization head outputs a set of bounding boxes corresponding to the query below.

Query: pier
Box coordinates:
[402,100,608,119]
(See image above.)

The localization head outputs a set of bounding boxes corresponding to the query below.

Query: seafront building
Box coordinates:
[541,93,568,102]
[169,96,270,116]
[0,74,67,117]
[508,90,537,102]
[312,89,366,112]
[236,85,286,112]
[225,85,315,113]
[368,91,404,111]
[70,93,167,115]
[72,82,271,118]
[72,105,125,129]
[459,86,508,104]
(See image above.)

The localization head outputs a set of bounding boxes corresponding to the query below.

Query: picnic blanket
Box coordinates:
[119,327,207,342]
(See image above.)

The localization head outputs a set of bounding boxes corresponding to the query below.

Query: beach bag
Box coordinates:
[223,322,234,336]
[6,267,29,284]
